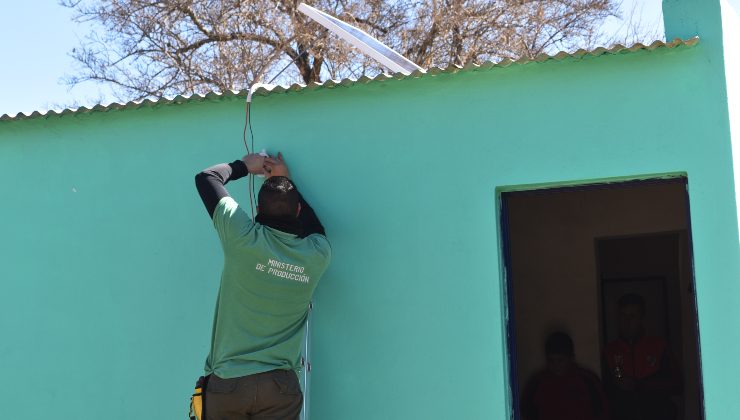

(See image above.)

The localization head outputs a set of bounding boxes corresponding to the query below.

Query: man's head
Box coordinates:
[258,176,301,218]
[617,293,646,342]
[545,331,575,376]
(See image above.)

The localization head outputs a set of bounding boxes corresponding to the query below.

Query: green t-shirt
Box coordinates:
[204,196,331,379]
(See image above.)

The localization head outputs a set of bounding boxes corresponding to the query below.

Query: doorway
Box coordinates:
[500,177,703,420]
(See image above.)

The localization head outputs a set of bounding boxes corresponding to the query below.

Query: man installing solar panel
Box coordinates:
[191,152,331,420]
[188,4,424,419]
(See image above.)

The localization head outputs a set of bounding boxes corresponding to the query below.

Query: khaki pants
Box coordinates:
[205,369,303,420]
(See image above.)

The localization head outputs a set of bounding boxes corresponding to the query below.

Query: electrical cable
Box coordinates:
[242,47,313,220]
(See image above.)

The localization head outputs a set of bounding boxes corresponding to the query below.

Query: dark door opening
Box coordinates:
[500,177,703,420]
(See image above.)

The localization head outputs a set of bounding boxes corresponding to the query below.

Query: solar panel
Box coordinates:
[297,3,425,75]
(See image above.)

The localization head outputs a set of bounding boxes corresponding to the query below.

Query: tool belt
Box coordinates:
[189,375,209,420]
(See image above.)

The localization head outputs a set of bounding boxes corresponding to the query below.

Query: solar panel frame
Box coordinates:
[297,3,425,75]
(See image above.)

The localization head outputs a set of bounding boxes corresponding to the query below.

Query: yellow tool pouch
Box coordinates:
[189,375,208,420]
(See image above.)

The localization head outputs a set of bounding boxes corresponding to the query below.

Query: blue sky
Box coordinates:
[0,1,114,116]
[0,0,664,117]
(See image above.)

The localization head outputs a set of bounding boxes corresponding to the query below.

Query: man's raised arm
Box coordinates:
[195,155,265,218]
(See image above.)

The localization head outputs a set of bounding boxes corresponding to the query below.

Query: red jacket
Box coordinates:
[604,336,667,380]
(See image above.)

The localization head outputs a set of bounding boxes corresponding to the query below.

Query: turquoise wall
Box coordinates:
[1,16,739,420]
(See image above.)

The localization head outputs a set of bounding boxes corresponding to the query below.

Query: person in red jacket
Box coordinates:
[521,332,609,420]
[603,293,682,420]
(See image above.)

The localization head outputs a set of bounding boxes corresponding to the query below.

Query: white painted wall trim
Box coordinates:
[721,0,740,240]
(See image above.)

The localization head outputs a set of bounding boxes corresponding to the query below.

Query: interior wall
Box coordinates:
[506,181,688,395]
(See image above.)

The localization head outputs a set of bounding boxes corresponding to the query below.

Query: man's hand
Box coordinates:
[242,153,266,175]
[264,152,291,179]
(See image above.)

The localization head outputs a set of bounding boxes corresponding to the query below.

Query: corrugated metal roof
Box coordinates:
[0,37,699,123]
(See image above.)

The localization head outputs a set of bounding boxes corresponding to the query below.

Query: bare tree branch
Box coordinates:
[62,0,642,102]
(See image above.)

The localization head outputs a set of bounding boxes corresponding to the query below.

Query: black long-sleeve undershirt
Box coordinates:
[295,191,325,237]
[195,160,326,238]
[195,160,249,217]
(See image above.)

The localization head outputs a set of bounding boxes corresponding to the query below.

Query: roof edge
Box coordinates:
[1,37,699,123]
